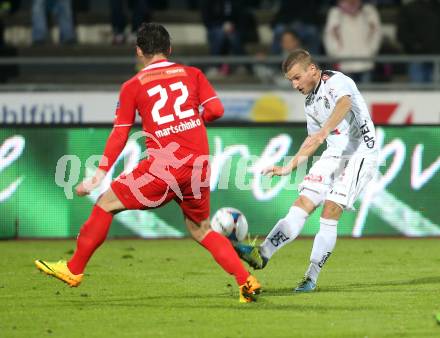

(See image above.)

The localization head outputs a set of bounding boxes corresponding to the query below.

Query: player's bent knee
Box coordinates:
[298,183,328,209]
[185,217,210,242]
[294,195,316,214]
[96,188,126,214]
[321,200,343,220]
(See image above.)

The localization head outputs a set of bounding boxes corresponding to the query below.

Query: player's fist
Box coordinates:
[75,180,93,196]
[261,165,291,177]
[75,169,106,197]
[75,178,98,196]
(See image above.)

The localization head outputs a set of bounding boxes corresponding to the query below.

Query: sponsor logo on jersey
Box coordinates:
[360,119,375,149]
[304,174,323,183]
[138,67,187,84]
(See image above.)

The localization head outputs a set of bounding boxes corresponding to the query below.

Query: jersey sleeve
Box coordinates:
[197,70,218,106]
[98,80,138,172]
[326,74,352,103]
[113,80,138,127]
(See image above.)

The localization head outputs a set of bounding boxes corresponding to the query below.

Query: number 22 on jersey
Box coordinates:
[147,81,195,125]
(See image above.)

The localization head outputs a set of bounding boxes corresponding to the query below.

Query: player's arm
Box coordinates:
[303,75,353,150]
[264,95,352,177]
[307,95,352,147]
[197,70,224,122]
[262,134,324,177]
[75,82,137,196]
[201,97,224,123]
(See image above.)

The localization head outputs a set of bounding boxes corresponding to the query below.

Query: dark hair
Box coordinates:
[136,23,171,57]
[281,49,318,74]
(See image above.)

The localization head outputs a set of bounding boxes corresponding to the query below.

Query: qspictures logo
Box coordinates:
[54,131,209,208]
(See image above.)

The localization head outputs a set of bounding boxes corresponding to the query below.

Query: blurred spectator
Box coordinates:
[0,0,20,82]
[110,0,151,45]
[0,1,8,47]
[253,30,303,85]
[32,0,76,45]
[280,30,302,57]
[201,0,257,75]
[271,0,323,55]
[0,0,21,47]
[201,0,245,57]
[323,0,382,83]
[397,0,440,83]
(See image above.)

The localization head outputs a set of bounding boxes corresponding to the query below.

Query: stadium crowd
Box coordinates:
[0,0,439,83]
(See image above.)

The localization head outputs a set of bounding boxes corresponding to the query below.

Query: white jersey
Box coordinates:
[304,70,377,156]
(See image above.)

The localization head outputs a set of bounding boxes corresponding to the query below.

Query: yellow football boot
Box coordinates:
[239,275,261,303]
[35,260,83,287]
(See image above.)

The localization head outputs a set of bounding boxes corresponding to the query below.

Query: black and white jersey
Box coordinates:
[304,70,377,156]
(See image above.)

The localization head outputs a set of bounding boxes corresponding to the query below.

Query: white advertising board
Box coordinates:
[0,91,439,124]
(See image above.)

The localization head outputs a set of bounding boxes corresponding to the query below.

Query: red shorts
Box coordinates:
[111,159,210,223]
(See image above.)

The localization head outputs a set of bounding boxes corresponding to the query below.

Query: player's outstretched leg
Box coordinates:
[295,204,339,293]
[259,205,309,266]
[35,188,124,286]
[185,217,261,303]
[235,201,312,270]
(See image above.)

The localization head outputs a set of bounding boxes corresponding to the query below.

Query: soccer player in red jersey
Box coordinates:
[35,23,261,303]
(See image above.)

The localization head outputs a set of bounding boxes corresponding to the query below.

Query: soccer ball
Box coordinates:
[211,207,248,242]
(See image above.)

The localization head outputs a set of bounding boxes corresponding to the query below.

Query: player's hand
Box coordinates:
[75,169,106,197]
[261,165,291,178]
[75,176,101,196]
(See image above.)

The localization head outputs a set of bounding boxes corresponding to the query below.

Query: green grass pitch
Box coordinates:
[0,238,439,338]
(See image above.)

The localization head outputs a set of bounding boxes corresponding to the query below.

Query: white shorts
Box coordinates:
[299,151,378,210]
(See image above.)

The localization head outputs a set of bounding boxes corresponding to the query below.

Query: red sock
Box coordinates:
[67,205,113,275]
[200,231,250,285]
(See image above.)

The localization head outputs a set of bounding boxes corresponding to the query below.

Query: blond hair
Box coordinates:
[282,49,318,74]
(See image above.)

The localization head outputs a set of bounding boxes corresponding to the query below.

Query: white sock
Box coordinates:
[305,218,338,283]
[260,206,309,260]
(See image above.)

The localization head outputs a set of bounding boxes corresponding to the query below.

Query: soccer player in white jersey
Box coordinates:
[234,49,378,292]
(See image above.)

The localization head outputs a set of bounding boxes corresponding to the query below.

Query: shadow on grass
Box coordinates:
[28,287,379,312]
[49,296,377,312]
[28,276,439,312]
[260,276,440,295]
[320,276,440,292]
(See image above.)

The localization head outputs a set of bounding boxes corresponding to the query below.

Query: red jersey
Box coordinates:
[99,59,223,172]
